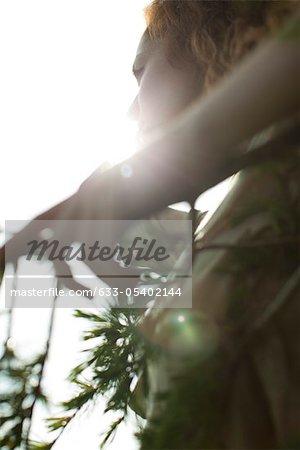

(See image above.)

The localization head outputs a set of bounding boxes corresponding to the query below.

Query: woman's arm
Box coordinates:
[1,14,300,271]
[79,15,300,212]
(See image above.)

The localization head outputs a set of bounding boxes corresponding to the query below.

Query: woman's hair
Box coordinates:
[145,0,298,90]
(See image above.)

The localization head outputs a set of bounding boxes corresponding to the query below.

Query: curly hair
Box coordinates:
[145,0,298,90]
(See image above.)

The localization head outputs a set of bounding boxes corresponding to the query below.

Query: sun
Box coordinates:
[103,119,138,166]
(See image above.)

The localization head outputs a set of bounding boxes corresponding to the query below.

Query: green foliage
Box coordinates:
[100,415,125,448]
[137,157,300,449]
[277,16,300,41]
[28,442,53,450]
[37,307,156,449]
[46,416,72,432]
[0,345,49,450]
[137,349,231,449]
[4,155,300,449]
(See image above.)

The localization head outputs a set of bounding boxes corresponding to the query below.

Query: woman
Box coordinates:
[1,1,300,447]
[131,2,300,449]
[1,2,299,259]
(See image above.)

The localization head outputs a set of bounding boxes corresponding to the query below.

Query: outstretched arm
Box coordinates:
[78,12,300,214]
[1,12,300,272]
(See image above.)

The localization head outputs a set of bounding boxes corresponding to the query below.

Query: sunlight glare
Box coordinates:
[103,120,138,166]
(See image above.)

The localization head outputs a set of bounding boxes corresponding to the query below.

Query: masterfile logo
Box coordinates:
[5,219,192,308]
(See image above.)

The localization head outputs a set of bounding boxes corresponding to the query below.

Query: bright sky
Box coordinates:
[0,1,232,448]
[0,1,148,448]
[0,0,147,222]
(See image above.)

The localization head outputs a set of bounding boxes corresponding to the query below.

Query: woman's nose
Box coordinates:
[127,96,139,121]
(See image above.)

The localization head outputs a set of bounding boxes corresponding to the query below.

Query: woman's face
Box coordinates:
[129,32,202,142]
